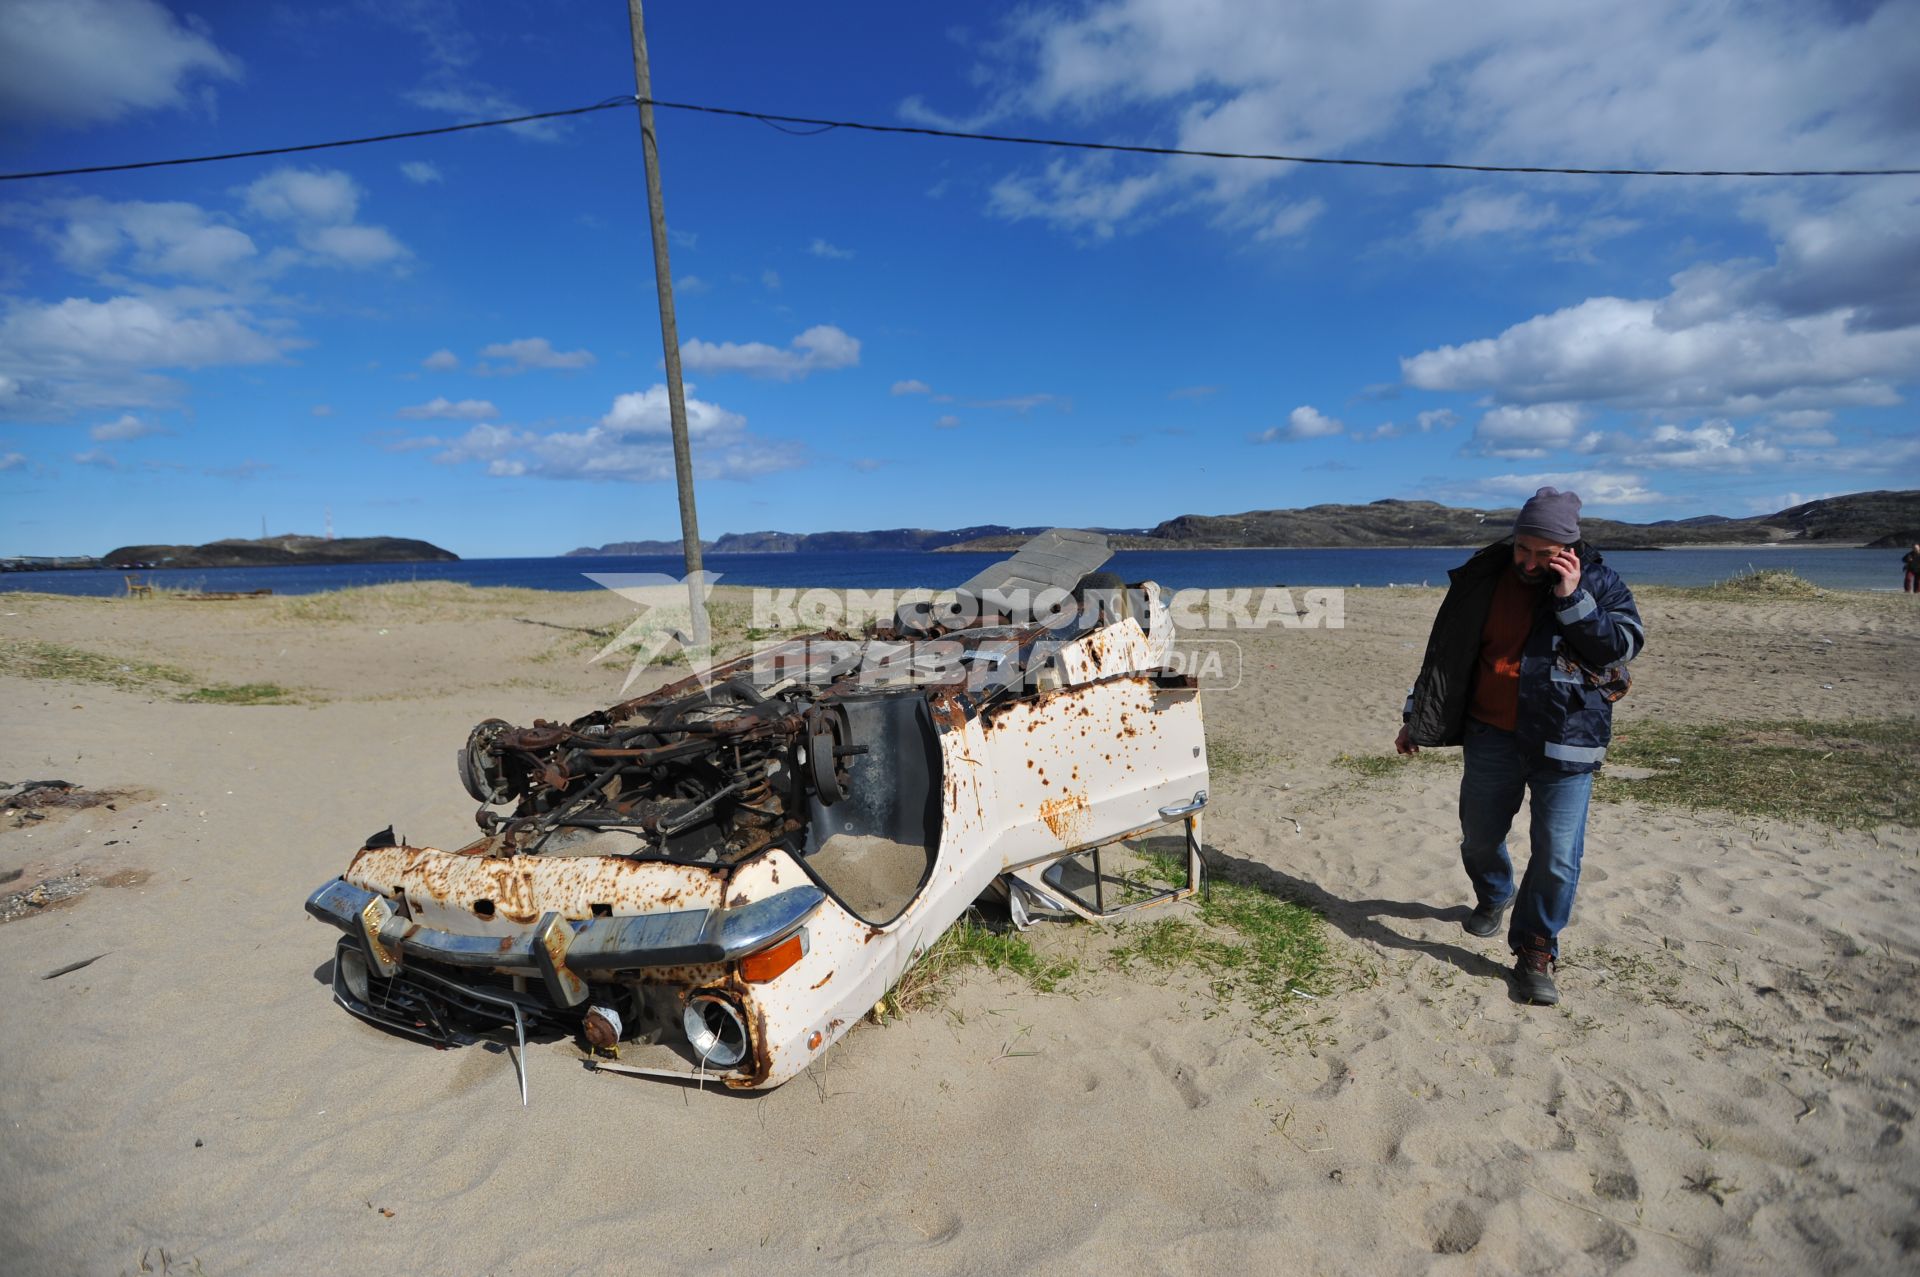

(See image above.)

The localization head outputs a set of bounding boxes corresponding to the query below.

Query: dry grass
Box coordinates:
[1670,568,1826,602]
[0,640,301,705]
[1598,718,1919,828]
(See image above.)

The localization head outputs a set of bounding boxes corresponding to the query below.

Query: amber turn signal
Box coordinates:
[738,930,808,983]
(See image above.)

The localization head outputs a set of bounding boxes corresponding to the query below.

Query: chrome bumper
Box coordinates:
[305,876,825,1009]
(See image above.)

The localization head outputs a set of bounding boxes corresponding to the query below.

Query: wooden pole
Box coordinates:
[625,0,708,651]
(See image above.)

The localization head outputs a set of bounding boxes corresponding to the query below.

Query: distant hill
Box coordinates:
[946,490,1920,551]
[565,491,1916,557]
[103,535,458,569]
[568,525,1147,555]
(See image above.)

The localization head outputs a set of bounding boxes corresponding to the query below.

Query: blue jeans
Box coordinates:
[1458,720,1593,957]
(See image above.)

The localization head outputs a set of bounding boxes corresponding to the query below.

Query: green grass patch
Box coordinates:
[1112,854,1330,1033]
[181,683,296,705]
[1598,718,1919,828]
[0,640,193,691]
[1209,739,1284,777]
[886,912,1078,1017]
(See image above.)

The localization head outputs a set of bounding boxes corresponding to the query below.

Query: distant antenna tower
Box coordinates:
[325,506,334,541]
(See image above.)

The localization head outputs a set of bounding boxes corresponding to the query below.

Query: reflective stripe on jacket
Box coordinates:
[1403,539,1645,773]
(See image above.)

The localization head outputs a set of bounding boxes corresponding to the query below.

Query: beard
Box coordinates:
[1513,562,1549,585]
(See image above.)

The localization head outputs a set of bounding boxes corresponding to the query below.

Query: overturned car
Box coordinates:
[305,530,1209,1092]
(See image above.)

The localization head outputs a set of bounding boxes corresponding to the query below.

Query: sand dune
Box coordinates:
[0,583,1914,1274]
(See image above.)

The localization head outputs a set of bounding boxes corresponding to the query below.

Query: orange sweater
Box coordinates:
[1469,571,1541,731]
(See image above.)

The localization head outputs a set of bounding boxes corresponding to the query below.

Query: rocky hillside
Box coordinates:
[950,490,1920,551]
[104,535,457,569]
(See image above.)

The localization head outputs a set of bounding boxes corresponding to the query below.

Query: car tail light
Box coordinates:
[738,929,808,983]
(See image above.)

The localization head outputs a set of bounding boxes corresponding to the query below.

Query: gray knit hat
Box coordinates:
[1513,486,1582,543]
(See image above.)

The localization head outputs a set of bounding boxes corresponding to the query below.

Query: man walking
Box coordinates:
[1394,488,1645,1005]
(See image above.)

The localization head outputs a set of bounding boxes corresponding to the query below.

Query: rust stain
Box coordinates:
[1038,791,1090,846]
[809,970,834,990]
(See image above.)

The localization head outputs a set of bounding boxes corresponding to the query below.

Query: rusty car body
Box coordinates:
[305,530,1210,1092]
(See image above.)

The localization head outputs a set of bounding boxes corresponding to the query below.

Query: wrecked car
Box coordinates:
[305,530,1210,1092]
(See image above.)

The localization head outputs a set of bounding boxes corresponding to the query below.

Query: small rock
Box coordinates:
[194,1138,203,1148]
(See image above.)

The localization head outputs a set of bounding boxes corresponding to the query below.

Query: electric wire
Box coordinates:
[3,94,1915,183]
[0,97,637,181]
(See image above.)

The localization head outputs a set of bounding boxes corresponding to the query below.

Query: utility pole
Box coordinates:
[625,0,709,651]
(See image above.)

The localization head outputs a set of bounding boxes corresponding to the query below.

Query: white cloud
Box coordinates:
[1253,198,1324,242]
[1416,409,1459,432]
[851,457,888,472]
[809,239,855,260]
[396,397,499,422]
[1401,188,1920,443]
[477,337,595,373]
[88,413,166,442]
[0,452,26,472]
[301,224,407,268]
[1406,294,1920,416]
[236,168,408,268]
[1416,190,1558,244]
[1471,404,1589,458]
[600,385,746,438]
[416,386,796,483]
[311,404,333,417]
[1611,421,1784,471]
[400,161,443,185]
[682,325,860,381]
[1766,409,1833,432]
[892,379,933,396]
[421,349,460,372]
[52,198,257,280]
[970,393,1065,414]
[1796,436,1920,473]
[1746,491,1839,514]
[407,85,563,142]
[932,2,1920,242]
[72,448,119,470]
[1254,405,1344,443]
[1,295,289,371]
[1446,470,1667,508]
[0,0,238,127]
[934,414,962,429]
[762,269,782,291]
[242,169,361,224]
[897,95,1006,134]
[676,274,711,295]
[989,156,1168,239]
[1673,187,1920,334]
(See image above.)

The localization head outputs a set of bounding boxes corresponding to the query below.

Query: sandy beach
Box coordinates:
[1,580,1915,1275]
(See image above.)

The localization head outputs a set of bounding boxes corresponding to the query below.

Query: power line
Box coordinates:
[647,99,1920,179]
[4,93,1916,183]
[0,98,636,181]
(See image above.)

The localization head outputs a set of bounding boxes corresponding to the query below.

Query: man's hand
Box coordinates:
[1394,725,1419,755]
[1546,547,1582,598]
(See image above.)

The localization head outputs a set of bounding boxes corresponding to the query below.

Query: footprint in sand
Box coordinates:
[1591,1167,1640,1201]
[1427,1199,1484,1255]
[1498,1108,1576,1152]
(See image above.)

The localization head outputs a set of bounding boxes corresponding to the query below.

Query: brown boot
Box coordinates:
[1514,937,1560,1005]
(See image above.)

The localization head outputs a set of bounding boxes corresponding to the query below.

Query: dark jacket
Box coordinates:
[1403,539,1645,773]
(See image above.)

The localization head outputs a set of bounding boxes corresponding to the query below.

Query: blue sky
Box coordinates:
[2,0,1917,557]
